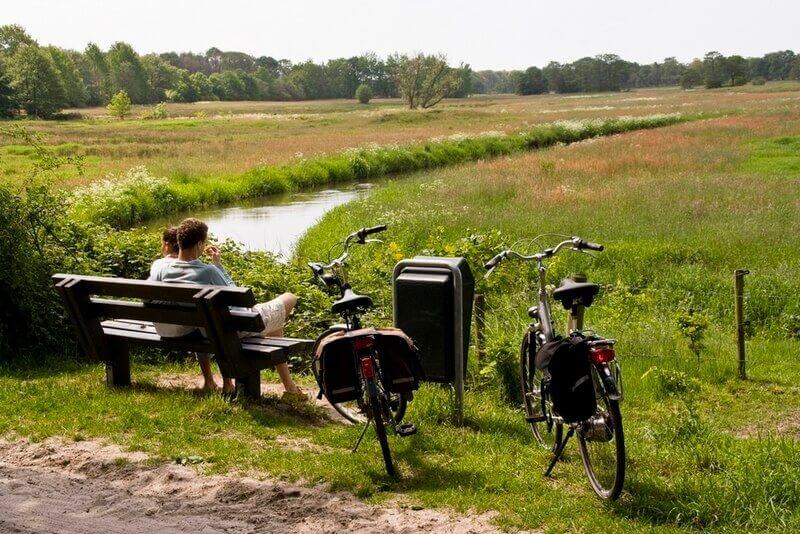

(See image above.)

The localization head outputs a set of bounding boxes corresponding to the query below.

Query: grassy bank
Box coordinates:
[71,113,699,227]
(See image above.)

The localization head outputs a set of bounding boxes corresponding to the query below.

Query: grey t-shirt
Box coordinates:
[148,258,235,337]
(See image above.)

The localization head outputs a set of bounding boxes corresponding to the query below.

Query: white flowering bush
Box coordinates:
[71,166,175,226]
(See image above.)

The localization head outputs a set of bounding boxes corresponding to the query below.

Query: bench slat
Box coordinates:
[52,274,257,307]
[91,298,264,332]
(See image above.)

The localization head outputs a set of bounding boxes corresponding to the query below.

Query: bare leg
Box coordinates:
[199,358,217,391]
[265,325,301,393]
[221,377,235,394]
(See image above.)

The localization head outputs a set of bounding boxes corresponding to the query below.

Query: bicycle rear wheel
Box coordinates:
[370,393,396,477]
[520,333,562,450]
[577,378,625,500]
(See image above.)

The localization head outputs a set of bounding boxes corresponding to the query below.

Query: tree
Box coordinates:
[512,66,547,95]
[703,51,726,88]
[45,46,86,107]
[726,55,750,86]
[81,42,112,106]
[355,83,372,104]
[7,44,66,118]
[391,53,461,109]
[680,59,704,89]
[0,24,35,55]
[107,90,131,119]
[0,64,16,117]
[106,42,150,103]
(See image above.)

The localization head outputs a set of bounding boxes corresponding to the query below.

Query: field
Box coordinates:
[2,85,800,188]
[3,83,800,532]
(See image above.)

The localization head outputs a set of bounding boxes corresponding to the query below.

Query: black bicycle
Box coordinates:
[485,235,625,500]
[309,225,421,477]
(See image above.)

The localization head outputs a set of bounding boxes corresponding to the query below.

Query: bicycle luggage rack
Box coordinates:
[392,256,474,425]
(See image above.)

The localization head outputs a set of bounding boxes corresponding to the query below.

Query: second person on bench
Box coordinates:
[149,217,305,400]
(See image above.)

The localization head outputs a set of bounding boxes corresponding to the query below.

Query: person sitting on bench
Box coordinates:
[149,217,304,400]
[150,226,179,277]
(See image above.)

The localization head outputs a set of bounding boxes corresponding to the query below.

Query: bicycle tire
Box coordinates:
[370,393,396,477]
[520,333,562,450]
[577,390,625,500]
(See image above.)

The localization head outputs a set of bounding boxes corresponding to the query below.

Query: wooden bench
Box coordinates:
[52,274,313,399]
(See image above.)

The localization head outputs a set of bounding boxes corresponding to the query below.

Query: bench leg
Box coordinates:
[235,371,261,400]
[105,341,131,387]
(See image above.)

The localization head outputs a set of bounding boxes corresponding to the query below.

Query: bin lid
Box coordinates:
[396,271,450,285]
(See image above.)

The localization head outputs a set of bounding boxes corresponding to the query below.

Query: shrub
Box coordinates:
[143,101,168,120]
[675,307,710,359]
[355,83,373,104]
[751,76,767,86]
[107,90,132,120]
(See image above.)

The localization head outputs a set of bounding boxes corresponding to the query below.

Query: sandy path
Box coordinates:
[0,438,501,534]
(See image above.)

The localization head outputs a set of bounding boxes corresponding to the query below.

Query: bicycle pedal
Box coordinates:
[396,423,417,437]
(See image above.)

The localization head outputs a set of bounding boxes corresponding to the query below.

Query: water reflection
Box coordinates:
[150,183,373,258]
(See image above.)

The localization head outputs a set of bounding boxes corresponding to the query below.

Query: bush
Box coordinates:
[355,83,373,104]
[143,101,168,120]
[107,90,132,120]
[751,76,767,86]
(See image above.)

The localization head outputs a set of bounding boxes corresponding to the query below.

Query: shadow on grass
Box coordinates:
[129,380,330,429]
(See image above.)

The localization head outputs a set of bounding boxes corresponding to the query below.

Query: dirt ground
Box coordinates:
[0,437,502,534]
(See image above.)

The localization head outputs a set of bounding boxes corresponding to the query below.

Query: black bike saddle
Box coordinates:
[331,288,373,314]
[552,279,600,310]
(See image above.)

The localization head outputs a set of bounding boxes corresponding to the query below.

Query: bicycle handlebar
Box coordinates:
[483,236,604,274]
[356,224,387,242]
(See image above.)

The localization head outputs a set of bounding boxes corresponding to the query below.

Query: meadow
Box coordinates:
[2,84,800,532]
[3,85,799,188]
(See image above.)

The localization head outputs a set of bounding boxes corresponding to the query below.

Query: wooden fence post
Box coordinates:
[734,269,750,380]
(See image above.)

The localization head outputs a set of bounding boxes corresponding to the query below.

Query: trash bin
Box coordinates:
[392,257,474,383]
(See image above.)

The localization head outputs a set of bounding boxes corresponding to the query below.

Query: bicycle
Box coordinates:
[484,235,625,500]
[309,224,421,477]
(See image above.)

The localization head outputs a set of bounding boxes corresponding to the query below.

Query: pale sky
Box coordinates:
[3,0,798,70]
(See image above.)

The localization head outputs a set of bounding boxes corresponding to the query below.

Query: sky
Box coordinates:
[3,0,799,70]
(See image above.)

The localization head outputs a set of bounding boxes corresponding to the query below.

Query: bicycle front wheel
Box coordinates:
[520,334,562,450]
[577,386,625,500]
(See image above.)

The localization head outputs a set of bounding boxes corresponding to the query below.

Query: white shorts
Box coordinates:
[241,298,286,338]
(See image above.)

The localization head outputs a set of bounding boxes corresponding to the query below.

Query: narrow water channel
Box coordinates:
[149,182,374,257]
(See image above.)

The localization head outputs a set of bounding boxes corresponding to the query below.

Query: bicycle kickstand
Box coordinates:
[352,418,371,453]
[544,427,575,477]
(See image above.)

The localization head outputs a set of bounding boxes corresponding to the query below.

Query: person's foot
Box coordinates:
[281,388,309,403]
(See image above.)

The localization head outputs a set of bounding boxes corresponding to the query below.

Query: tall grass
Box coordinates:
[71,113,703,227]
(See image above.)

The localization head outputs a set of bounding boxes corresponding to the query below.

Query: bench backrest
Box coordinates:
[52,274,265,376]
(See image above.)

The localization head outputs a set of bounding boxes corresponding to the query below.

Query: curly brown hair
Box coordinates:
[161,226,179,254]
[176,218,208,250]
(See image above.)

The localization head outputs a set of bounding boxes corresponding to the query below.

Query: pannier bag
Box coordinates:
[313,328,424,403]
[535,335,597,423]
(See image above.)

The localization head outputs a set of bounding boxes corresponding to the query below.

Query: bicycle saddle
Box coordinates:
[331,288,373,314]
[552,279,600,310]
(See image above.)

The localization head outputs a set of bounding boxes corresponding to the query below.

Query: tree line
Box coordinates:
[0,23,798,118]
[478,51,800,95]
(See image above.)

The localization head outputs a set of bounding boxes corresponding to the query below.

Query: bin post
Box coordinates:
[734,269,749,380]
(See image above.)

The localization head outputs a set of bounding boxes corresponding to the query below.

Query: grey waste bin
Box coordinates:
[392,256,474,422]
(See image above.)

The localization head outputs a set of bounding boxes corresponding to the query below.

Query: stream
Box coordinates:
[148,182,374,257]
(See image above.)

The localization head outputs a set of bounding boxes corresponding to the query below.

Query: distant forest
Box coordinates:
[1,23,799,118]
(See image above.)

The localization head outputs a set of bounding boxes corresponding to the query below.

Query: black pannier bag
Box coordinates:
[313,333,361,404]
[313,328,424,403]
[376,328,425,394]
[535,335,597,423]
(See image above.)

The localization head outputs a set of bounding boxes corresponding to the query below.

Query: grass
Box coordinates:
[69,113,702,227]
[4,87,800,531]
[1,342,798,532]
[2,83,799,188]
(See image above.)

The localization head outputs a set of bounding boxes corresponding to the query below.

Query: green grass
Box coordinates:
[742,136,800,174]
[1,345,798,532]
[70,113,701,228]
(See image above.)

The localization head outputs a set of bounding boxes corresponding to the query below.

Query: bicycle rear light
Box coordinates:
[590,346,616,364]
[360,356,375,379]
